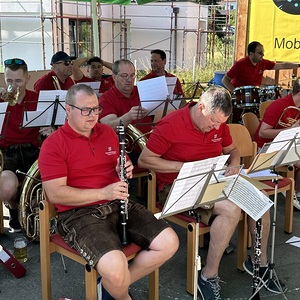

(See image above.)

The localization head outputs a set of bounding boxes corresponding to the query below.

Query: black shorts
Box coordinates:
[57,200,170,268]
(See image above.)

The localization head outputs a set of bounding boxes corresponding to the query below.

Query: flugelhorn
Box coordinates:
[0,84,20,106]
[275,106,300,128]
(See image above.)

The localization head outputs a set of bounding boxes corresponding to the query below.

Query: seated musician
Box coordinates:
[254,77,300,210]
[38,84,179,300]
[221,41,299,93]
[34,51,75,92]
[72,56,114,94]
[99,59,153,165]
[139,49,185,97]
[0,58,40,233]
[138,86,285,299]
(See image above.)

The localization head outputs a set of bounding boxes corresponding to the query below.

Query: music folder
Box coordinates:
[0,245,26,278]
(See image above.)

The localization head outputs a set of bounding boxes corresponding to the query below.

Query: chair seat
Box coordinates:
[260,177,291,191]
[51,233,142,257]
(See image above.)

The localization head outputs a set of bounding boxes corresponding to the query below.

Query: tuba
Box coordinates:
[275,106,300,128]
[19,160,43,241]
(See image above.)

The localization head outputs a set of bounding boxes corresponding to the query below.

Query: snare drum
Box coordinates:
[232,86,261,108]
[259,85,282,101]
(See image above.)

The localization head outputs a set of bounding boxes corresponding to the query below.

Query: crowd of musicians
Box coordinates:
[0,41,300,300]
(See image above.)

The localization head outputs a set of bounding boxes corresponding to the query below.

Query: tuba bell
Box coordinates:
[18,160,43,241]
[275,106,300,128]
[0,84,20,106]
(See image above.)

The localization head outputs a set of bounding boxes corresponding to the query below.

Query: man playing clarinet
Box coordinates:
[38,84,178,300]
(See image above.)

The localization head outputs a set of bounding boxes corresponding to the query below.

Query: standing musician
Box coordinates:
[38,84,179,300]
[0,58,40,233]
[222,41,300,92]
[138,86,285,299]
[34,51,75,92]
[139,49,185,97]
[254,77,300,210]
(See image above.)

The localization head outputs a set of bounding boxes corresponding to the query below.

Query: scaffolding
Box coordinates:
[0,0,235,71]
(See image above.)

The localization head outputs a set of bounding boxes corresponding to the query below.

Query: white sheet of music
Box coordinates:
[0,102,8,133]
[161,155,230,217]
[165,77,177,99]
[266,127,300,153]
[78,81,101,96]
[22,90,67,127]
[225,176,273,221]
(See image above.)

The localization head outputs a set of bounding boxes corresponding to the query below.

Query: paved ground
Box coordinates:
[1,183,300,300]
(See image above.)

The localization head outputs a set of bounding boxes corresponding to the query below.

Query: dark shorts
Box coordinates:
[158,184,214,226]
[2,143,39,173]
[57,200,170,268]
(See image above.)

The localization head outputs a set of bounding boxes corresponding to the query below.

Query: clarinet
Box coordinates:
[118,119,129,246]
[251,218,262,300]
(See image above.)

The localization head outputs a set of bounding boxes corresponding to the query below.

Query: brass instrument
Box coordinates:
[125,124,150,153]
[18,160,44,241]
[0,84,20,106]
[52,76,61,90]
[275,106,300,128]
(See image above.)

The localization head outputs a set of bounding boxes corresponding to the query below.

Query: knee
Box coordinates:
[0,171,19,201]
[153,228,179,259]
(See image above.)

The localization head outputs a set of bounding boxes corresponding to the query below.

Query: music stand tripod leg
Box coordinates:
[189,211,202,300]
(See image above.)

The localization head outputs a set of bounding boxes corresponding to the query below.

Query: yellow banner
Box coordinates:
[248,0,300,62]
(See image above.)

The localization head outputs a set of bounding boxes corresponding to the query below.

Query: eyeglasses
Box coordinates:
[4,58,26,66]
[68,104,103,116]
[55,60,73,66]
[117,73,136,80]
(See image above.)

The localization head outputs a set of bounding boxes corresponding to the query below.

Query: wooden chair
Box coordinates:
[242,112,259,140]
[259,100,273,119]
[147,170,248,295]
[228,123,294,234]
[39,195,159,300]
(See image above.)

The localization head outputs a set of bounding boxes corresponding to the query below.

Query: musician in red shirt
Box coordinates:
[0,58,40,233]
[34,51,75,92]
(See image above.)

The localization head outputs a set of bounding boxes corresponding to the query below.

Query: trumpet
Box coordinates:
[0,84,20,106]
[275,106,300,128]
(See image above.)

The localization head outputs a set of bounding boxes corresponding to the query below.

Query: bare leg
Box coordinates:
[202,199,241,279]
[0,170,19,208]
[95,227,178,300]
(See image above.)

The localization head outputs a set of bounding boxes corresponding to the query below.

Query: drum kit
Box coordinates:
[231,85,283,123]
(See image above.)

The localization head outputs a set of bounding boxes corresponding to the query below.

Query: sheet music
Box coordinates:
[266,127,300,153]
[178,155,229,180]
[0,102,8,134]
[78,81,101,96]
[22,90,67,127]
[166,77,177,99]
[225,176,273,221]
[137,76,168,101]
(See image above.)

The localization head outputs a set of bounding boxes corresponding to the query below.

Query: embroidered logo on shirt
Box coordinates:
[212,134,222,143]
[105,146,117,156]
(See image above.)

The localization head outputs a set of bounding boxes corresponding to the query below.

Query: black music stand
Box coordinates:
[247,136,300,299]
[21,91,67,128]
[0,110,10,139]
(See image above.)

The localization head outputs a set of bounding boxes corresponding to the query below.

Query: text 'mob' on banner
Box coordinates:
[248,0,300,62]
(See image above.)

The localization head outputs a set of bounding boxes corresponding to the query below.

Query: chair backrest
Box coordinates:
[227,123,257,168]
[259,100,273,119]
[241,112,259,140]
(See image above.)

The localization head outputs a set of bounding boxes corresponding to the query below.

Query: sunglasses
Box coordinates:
[55,60,73,66]
[4,58,26,66]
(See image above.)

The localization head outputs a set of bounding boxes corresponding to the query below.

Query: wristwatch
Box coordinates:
[273,0,300,15]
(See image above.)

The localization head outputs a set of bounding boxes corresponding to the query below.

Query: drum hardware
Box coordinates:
[259,86,282,101]
[275,106,300,128]
[232,86,261,108]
